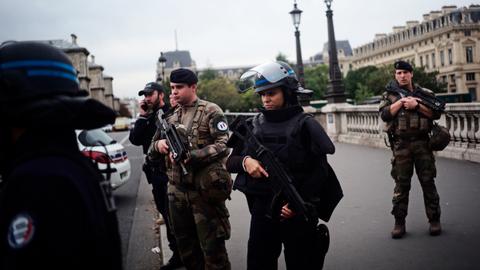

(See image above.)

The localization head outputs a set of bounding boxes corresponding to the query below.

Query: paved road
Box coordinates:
[114,129,480,269]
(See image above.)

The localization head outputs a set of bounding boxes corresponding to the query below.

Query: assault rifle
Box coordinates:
[157,110,189,175]
[230,116,315,222]
[386,82,446,112]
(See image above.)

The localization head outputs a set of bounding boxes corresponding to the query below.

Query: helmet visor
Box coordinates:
[237,61,294,93]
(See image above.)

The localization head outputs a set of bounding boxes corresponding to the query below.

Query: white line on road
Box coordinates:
[119,133,130,145]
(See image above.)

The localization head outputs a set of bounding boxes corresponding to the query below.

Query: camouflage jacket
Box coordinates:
[150,99,230,187]
[379,81,441,137]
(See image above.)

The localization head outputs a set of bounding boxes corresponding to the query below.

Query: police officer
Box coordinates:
[151,68,232,270]
[226,61,343,270]
[380,60,442,239]
[0,41,122,269]
[129,82,183,269]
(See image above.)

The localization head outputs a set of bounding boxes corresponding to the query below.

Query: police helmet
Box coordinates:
[238,61,299,93]
[0,41,115,129]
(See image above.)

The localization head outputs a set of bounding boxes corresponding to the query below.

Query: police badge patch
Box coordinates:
[8,213,35,249]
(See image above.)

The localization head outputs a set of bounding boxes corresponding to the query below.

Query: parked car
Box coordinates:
[101,124,113,133]
[113,117,130,131]
[76,128,131,189]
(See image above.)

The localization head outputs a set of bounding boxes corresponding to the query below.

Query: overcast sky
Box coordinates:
[0,0,475,98]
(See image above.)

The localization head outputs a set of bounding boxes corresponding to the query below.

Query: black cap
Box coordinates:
[138,82,164,96]
[170,68,198,85]
[394,60,413,72]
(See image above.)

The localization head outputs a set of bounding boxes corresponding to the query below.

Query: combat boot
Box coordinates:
[159,252,183,270]
[391,218,406,239]
[429,221,442,236]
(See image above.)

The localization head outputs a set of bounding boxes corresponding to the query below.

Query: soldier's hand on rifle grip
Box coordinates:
[280,203,296,219]
[403,96,421,110]
[243,157,269,179]
[155,139,169,154]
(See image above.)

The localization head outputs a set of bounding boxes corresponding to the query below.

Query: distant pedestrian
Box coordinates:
[380,60,443,238]
[0,41,122,269]
[151,68,232,270]
[129,82,183,269]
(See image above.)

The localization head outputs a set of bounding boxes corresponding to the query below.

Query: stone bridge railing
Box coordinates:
[225,103,480,163]
[320,103,480,163]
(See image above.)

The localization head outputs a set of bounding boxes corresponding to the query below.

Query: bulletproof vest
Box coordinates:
[249,113,312,184]
[387,93,432,138]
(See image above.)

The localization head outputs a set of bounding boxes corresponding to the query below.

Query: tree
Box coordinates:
[275,52,294,66]
[197,77,248,112]
[303,64,329,100]
[199,68,218,81]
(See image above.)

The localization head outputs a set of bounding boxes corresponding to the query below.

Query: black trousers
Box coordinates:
[144,165,178,254]
[246,195,326,270]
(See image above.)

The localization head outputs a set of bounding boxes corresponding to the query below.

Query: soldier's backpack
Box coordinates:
[429,122,450,151]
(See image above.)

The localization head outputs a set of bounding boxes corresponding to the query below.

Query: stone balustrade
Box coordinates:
[224,103,480,163]
[320,102,480,163]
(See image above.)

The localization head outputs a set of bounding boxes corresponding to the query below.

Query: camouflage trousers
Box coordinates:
[167,183,231,270]
[390,139,441,222]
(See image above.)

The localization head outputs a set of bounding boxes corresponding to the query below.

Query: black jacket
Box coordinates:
[129,105,169,170]
[226,106,343,222]
[0,129,122,270]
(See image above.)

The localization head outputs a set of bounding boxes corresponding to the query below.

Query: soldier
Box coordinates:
[380,60,443,239]
[129,82,183,269]
[0,41,122,269]
[151,68,232,270]
[226,61,343,269]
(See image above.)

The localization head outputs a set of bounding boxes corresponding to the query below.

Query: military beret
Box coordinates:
[170,68,198,85]
[394,60,413,72]
[138,82,164,96]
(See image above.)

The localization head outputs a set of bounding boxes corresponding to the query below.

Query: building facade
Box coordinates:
[307,40,354,75]
[156,50,196,81]
[351,5,480,100]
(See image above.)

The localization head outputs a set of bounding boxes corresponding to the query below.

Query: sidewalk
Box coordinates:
[125,173,162,270]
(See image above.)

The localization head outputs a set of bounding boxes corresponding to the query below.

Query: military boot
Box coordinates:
[429,221,442,236]
[159,252,183,270]
[391,218,406,239]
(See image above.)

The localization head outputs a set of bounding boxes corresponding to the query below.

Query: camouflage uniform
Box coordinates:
[379,82,442,222]
[152,99,232,270]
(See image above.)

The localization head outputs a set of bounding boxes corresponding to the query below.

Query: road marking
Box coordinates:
[119,134,130,145]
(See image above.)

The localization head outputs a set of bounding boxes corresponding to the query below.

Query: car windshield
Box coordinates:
[78,128,116,146]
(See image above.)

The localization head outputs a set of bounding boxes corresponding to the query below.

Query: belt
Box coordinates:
[396,134,429,142]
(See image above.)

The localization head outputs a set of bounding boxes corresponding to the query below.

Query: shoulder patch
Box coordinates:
[8,213,35,249]
[212,115,229,133]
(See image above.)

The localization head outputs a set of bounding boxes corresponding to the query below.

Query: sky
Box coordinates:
[0,0,476,98]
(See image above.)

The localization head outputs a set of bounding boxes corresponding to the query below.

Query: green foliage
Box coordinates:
[197,77,261,112]
[275,52,294,66]
[411,66,447,93]
[199,69,218,81]
[303,65,329,99]
[344,64,447,103]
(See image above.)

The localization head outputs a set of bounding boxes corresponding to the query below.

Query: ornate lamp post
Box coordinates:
[290,0,305,88]
[158,52,167,83]
[324,0,346,103]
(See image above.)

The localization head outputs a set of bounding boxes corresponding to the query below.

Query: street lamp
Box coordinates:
[290,0,305,88]
[324,0,346,103]
[158,52,167,83]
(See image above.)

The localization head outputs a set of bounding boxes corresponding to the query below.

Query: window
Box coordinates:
[442,75,447,83]
[448,48,453,64]
[447,33,450,39]
[465,30,471,36]
[450,74,455,83]
[432,53,436,68]
[440,50,445,66]
[420,56,424,67]
[466,46,474,63]
[469,88,477,101]
[466,73,475,81]
[426,54,430,69]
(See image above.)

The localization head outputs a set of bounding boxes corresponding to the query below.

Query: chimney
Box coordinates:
[392,26,405,33]
[441,5,457,14]
[374,33,387,41]
[423,13,430,21]
[91,55,95,64]
[71,33,77,45]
